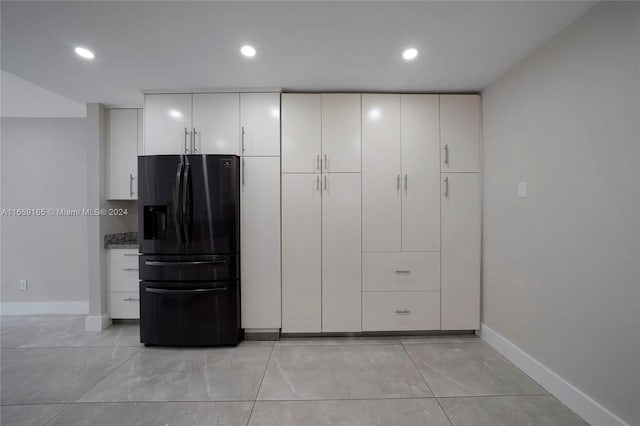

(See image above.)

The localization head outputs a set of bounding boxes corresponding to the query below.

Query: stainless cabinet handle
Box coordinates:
[394,270,411,274]
[123,297,140,302]
[123,253,138,257]
[444,177,449,197]
[242,158,245,187]
[444,144,449,165]
[122,267,139,271]
[324,154,328,170]
[324,175,327,191]
[316,154,321,170]
[129,174,135,197]
[192,127,199,153]
[404,174,408,191]
[397,174,400,191]
[316,175,320,191]
[395,309,411,314]
[241,126,245,153]
[184,128,190,153]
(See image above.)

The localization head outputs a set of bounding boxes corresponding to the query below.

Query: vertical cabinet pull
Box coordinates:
[242,158,245,187]
[324,154,328,170]
[129,174,135,197]
[192,127,199,153]
[443,144,449,165]
[316,154,321,171]
[396,174,400,191]
[324,175,327,191]
[444,177,449,197]
[184,128,190,153]
[404,174,408,191]
[316,175,320,191]
[241,126,246,153]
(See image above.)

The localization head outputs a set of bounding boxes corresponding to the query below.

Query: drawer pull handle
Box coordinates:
[395,309,411,315]
[123,253,138,257]
[394,270,411,274]
[122,268,139,271]
[123,297,140,302]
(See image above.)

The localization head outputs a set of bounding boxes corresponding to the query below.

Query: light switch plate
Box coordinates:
[517,182,527,198]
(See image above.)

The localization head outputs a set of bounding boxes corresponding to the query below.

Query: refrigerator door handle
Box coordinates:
[145,287,229,295]
[145,260,228,266]
[181,162,193,244]
[174,161,184,244]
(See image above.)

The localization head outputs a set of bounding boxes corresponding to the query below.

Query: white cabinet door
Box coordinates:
[321,94,361,173]
[440,95,481,172]
[192,93,240,155]
[281,94,321,173]
[282,173,322,333]
[362,94,401,252]
[241,157,281,329]
[240,93,280,156]
[401,95,440,251]
[107,109,138,200]
[441,173,481,330]
[143,94,192,155]
[321,173,361,332]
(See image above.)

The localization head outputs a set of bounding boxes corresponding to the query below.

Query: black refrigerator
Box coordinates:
[138,154,241,346]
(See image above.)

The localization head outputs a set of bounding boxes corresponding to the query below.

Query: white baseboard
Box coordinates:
[0,301,89,315]
[479,323,628,426]
[84,314,112,331]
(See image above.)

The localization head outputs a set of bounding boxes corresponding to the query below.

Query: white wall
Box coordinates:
[482,2,639,425]
[1,118,90,311]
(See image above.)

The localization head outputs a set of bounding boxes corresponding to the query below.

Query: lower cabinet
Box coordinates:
[281,173,361,333]
[107,249,140,319]
[441,173,481,330]
[240,157,282,329]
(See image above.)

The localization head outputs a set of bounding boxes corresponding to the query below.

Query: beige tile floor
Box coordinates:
[0,315,588,425]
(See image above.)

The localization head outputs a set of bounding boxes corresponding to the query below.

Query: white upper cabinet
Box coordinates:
[400,95,440,251]
[441,173,481,330]
[192,93,240,155]
[281,94,321,173]
[107,109,139,200]
[321,94,361,173]
[362,94,401,252]
[440,95,481,172]
[143,94,192,155]
[240,93,281,156]
[241,157,281,329]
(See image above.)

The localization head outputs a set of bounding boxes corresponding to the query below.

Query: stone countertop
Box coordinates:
[104,232,138,249]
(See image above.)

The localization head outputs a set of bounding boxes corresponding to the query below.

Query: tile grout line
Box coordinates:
[401,342,454,426]
[43,403,71,426]
[246,343,275,425]
[65,346,144,405]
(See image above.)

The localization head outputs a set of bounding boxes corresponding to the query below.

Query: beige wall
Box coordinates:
[1,118,90,305]
[482,2,639,424]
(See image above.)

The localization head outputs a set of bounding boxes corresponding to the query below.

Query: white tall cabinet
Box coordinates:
[281,93,362,333]
[361,94,441,331]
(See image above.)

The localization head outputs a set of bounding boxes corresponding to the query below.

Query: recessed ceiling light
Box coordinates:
[402,48,418,61]
[240,45,256,58]
[168,109,182,119]
[74,46,95,60]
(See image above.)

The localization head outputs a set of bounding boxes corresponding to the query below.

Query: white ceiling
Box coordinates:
[1,1,594,108]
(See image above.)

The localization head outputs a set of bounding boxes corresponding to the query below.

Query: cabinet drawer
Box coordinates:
[108,249,139,292]
[363,252,439,291]
[110,291,140,319]
[362,291,440,331]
